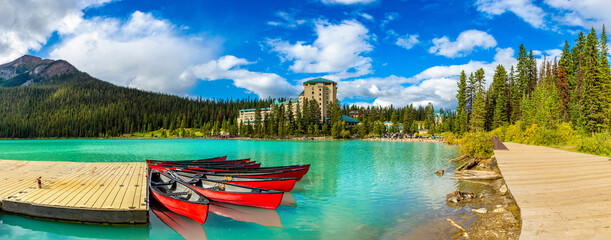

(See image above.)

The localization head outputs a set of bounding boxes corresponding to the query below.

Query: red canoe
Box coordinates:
[151,164,309,181]
[150,197,208,240]
[169,170,284,209]
[146,156,229,165]
[149,169,210,224]
[152,161,261,169]
[174,171,297,192]
[187,165,310,180]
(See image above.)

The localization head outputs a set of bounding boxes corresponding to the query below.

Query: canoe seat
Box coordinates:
[152,181,174,186]
[165,192,190,197]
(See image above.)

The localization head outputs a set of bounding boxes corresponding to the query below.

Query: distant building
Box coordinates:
[348,110,360,118]
[237,107,271,126]
[383,121,394,129]
[303,78,338,121]
[237,78,337,126]
[434,110,449,124]
[340,115,360,128]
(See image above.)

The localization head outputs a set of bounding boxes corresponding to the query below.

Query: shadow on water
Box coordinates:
[0,211,150,239]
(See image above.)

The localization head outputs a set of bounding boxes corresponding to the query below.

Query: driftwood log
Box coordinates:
[451,170,502,180]
[435,169,445,176]
[456,159,479,171]
[449,154,470,163]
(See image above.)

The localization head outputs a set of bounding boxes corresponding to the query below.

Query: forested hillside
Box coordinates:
[0,59,270,138]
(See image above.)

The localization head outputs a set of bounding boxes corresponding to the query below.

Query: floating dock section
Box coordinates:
[0,160,147,223]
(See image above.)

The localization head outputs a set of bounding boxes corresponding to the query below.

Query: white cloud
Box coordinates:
[267,11,306,29]
[358,12,374,21]
[429,30,497,58]
[321,0,376,5]
[0,0,112,63]
[544,0,611,28]
[51,11,219,94]
[51,11,297,99]
[380,12,399,29]
[341,48,517,108]
[267,20,373,77]
[475,0,546,29]
[396,34,420,50]
[186,56,301,98]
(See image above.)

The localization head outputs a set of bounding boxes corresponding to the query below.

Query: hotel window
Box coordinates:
[312,96,314,99]
[312,87,314,90]
[312,91,314,94]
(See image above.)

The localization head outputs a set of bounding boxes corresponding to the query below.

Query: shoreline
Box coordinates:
[0,136,447,144]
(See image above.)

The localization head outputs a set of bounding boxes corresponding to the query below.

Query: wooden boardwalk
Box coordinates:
[494,142,611,239]
[0,160,148,223]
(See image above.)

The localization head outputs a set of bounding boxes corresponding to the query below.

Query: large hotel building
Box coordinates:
[237,78,337,126]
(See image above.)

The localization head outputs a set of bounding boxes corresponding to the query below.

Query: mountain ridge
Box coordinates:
[0,55,78,87]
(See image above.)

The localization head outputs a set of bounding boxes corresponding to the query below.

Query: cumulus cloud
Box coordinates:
[429,30,497,58]
[0,0,112,63]
[267,20,373,77]
[51,11,219,94]
[186,56,301,98]
[475,0,546,29]
[340,47,517,108]
[544,0,611,28]
[51,11,297,98]
[321,0,376,5]
[396,34,420,50]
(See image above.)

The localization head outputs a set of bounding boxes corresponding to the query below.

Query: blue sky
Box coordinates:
[1,0,610,109]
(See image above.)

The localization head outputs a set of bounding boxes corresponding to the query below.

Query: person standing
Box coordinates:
[36,176,42,189]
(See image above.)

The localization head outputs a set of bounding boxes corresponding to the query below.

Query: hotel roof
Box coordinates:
[304,77,336,85]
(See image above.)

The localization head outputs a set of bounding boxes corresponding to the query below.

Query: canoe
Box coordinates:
[174,171,297,192]
[152,161,261,169]
[188,164,309,172]
[187,165,310,180]
[146,156,229,165]
[147,158,251,166]
[150,197,208,240]
[169,170,284,209]
[152,165,309,180]
[149,169,210,224]
[148,162,260,173]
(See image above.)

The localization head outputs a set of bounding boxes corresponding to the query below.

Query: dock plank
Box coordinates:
[495,142,611,240]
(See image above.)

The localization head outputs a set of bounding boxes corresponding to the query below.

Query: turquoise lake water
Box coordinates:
[0,139,463,240]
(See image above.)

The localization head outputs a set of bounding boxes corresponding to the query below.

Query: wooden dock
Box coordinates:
[0,160,148,223]
[494,142,611,239]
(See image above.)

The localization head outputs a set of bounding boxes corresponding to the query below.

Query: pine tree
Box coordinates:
[455,71,468,134]
[491,65,508,129]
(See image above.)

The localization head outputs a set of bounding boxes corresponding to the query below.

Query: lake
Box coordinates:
[0,139,462,239]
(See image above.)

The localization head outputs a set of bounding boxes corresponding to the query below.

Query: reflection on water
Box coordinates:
[0,139,460,240]
[0,212,150,240]
[209,202,282,228]
[280,192,296,207]
[150,198,207,240]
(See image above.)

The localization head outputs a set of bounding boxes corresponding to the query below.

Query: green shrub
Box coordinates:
[443,133,460,145]
[340,130,351,139]
[577,133,611,157]
[459,131,493,159]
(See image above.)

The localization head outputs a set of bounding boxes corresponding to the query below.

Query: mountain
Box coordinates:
[0,55,267,138]
[0,55,77,87]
